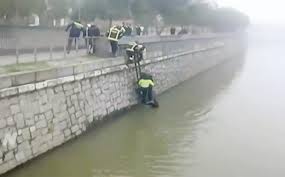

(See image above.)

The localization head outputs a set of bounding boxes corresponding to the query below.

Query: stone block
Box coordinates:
[61,76,75,84]
[75,130,82,136]
[14,113,25,129]
[94,70,102,77]
[44,110,54,120]
[15,151,25,163]
[17,130,22,136]
[39,95,48,106]
[0,76,12,89]
[0,163,10,175]
[57,67,74,78]
[30,126,36,133]
[36,81,48,90]
[87,116,94,123]
[22,128,31,140]
[78,116,86,124]
[71,125,79,133]
[44,134,52,142]
[17,135,24,144]
[0,119,7,129]
[6,117,15,126]
[64,129,71,138]
[52,134,65,147]
[25,118,35,126]
[18,84,35,93]
[31,138,42,148]
[74,65,85,75]
[75,111,82,119]
[70,114,76,125]
[57,121,67,131]
[53,111,69,123]
[39,114,45,121]
[36,120,47,129]
[54,85,63,93]
[68,106,75,115]
[75,73,85,81]
[7,159,17,170]
[36,69,57,82]
[4,151,14,161]
[47,79,58,87]
[41,128,49,135]
[63,84,73,92]
[10,104,20,115]
[0,87,18,98]
[12,73,36,86]
[38,143,49,154]
[18,141,30,151]
[102,68,111,75]
[84,71,95,79]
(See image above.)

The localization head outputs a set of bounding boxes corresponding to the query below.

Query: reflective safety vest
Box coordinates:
[126,42,138,52]
[74,22,84,29]
[138,79,154,88]
[108,26,125,42]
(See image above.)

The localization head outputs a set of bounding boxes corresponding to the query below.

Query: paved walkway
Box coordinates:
[0,48,88,66]
[0,53,124,76]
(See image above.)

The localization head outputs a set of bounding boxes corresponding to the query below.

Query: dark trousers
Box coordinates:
[110,40,118,56]
[67,38,77,53]
[88,38,96,54]
[141,87,153,104]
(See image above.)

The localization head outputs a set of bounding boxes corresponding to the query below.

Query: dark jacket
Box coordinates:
[136,26,142,36]
[170,27,176,35]
[124,26,132,36]
[94,26,101,36]
[66,22,83,38]
[85,26,101,37]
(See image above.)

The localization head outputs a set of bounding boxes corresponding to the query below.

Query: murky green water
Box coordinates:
[5,32,285,177]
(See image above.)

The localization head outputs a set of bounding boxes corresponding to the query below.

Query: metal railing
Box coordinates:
[0,34,232,66]
[0,37,98,66]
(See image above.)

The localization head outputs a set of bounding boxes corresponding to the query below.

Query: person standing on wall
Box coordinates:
[136,25,142,36]
[86,24,100,54]
[106,25,126,57]
[65,21,84,54]
[170,26,176,35]
[124,23,133,36]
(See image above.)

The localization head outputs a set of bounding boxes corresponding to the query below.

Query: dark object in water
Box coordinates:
[136,87,159,109]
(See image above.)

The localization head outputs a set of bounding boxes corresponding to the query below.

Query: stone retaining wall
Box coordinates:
[0,34,243,174]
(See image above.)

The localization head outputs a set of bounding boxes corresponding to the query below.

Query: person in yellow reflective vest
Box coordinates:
[138,73,155,105]
[106,25,126,57]
[126,41,146,64]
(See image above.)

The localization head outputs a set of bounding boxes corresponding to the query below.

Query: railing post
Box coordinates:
[86,37,89,55]
[75,37,79,54]
[49,43,53,60]
[64,44,67,59]
[34,47,38,62]
[15,43,19,64]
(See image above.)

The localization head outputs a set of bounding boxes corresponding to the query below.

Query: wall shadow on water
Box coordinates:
[4,52,247,177]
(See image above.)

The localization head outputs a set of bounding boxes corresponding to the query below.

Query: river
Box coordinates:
[4,29,285,177]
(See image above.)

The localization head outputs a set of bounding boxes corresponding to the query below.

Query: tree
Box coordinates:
[47,0,69,20]
[0,0,46,24]
[0,0,249,30]
[131,0,155,25]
